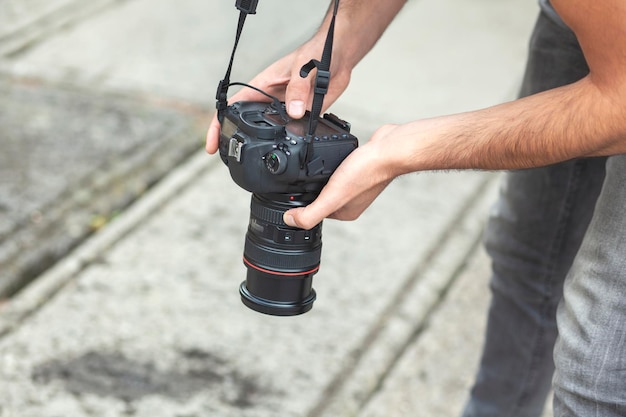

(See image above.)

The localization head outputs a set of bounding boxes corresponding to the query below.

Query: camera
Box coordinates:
[219,100,358,315]
[216,0,348,315]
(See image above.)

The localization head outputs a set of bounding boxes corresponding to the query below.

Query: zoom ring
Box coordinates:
[244,239,321,272]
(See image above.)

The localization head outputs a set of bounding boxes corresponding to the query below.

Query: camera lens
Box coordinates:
[240,193,322,316]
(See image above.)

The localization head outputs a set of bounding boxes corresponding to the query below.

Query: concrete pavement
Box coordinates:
[0,0,550,416]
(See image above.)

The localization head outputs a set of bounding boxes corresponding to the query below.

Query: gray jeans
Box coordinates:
[462,11,626,417]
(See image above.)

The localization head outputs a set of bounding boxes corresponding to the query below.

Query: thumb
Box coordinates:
[283,197,333,230]
[285,65,313,119]
[283,206,325,230]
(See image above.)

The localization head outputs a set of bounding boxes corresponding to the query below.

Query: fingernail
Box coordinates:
[284,214,296,227]
[288,100,305,117]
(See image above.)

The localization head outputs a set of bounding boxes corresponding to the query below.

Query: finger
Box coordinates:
[207,77,284,155]
[205,114,221,154]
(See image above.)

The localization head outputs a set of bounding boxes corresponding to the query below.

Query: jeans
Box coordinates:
[461,11,626,417]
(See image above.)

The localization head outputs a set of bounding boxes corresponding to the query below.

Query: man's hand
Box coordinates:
[205,38,351,155]
[283,125,399,229]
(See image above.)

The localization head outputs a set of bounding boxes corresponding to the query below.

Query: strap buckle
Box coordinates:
[235,0,258,14]
[300,59,330,95]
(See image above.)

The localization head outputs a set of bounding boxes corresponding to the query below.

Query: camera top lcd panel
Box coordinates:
[219,101,358,195]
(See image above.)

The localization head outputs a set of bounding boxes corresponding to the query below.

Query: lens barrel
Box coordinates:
[240,193,322,316]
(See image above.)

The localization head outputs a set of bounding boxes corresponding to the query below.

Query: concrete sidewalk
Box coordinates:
[0,0,545,416]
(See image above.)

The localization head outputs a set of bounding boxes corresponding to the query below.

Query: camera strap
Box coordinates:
[215,0,259,122]
[300,0,339,137]
[299,0,340,168]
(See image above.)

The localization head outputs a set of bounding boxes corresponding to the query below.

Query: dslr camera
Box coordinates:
[219,101,358,315]
[217,0,354,315]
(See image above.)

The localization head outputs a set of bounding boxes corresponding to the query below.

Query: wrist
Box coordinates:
[367,123,410,180]
[368,120,443,177]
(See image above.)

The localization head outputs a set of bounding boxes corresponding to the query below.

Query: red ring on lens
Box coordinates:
[243,256,320,277]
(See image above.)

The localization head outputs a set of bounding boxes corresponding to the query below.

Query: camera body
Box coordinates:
[219,101,358,195]
[218,100,358,316]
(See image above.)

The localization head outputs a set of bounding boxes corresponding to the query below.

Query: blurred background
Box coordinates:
[0,1,550,416]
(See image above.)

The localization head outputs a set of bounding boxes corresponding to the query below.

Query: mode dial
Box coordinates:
[264,150,288,175]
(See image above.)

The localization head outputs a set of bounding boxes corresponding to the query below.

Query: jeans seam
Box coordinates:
[511,160,585,415]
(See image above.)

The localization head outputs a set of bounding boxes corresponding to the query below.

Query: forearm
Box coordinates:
[380,76,626,175]
[374,0,626,175]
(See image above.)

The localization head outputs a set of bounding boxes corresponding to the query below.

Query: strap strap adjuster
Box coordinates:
[300,60,331,95]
